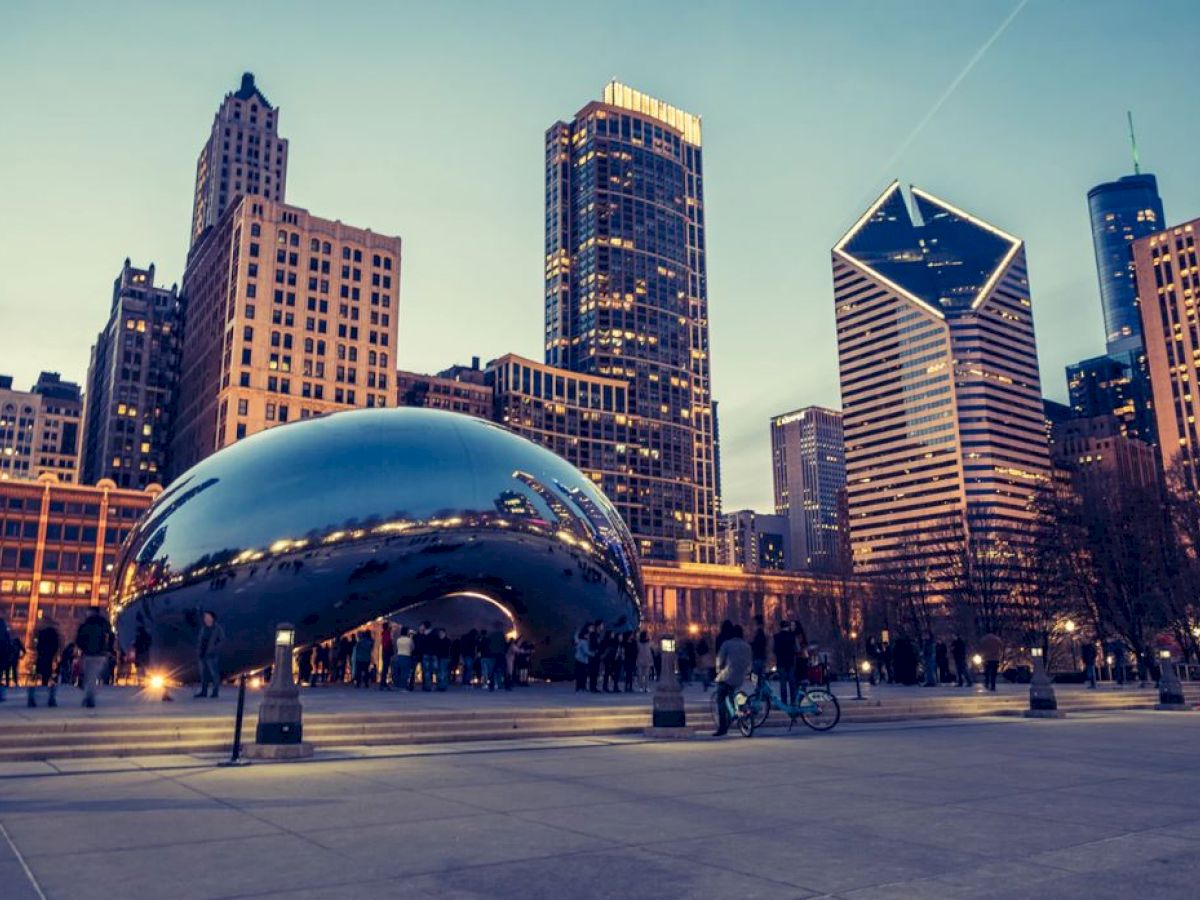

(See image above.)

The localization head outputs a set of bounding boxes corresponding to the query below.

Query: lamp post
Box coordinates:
[848,630,864,701]
[646,634,691,738]
[1155,648,1188,710]
[246,623,314,759]
[1024,646,1064,718]
[1064,619,1078,672]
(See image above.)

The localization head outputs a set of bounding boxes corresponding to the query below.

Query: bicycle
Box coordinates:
[707,685,757,737]
[742,671,841,733]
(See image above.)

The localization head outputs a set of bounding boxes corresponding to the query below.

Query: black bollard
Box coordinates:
[219,673,251,767]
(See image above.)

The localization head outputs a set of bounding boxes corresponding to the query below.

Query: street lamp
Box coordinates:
[646,634,690,738]
[1025,646,1064,718]
[847,629,864,701]
[1063,619,1078,671]
[246,622,313,759]
[1155,648,1187,710]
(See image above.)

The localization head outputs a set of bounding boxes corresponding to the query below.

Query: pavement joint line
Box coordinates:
[0,821,49,900]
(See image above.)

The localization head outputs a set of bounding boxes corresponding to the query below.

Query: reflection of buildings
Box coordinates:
[545,82,719,564]
[833,182,1050,580]
[770,406,845,571]
[0,372,83,484]
[0,475,159,650]
[82,260,181,488]
[1050,414,1158,490]
[1135,217,1200,487]
[717,510,788,572]
[171,197,402,477]
[494,490,538,520]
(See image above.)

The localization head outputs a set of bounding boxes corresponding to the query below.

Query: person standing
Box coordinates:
[712,625,752,737]
[793,620,811,688]
[194,611,225,699]
[951,635,972,687]
[27,618,61,708]
[5,634,25,687]
[379,623,395,690]
[935,640,951,685]
[677,638,695,688]
[635,630,653,692]
[586,623,603,693]
[773,621,797,704]
[0,617,10,702]
[602,629,621,693]
[695,637,714,692]
[573,624,592,692]
[750,616,768,682]
[979,631,1003,692]
[133,623,153,685]
[504,637,518,691]
[418,622,437,692]
[76,607,114,708]
[353,630,374,688]
[1080,639,1098,688]
[434,628,451,691]
[392,626,414,691]
[622,632,637,693]
[477,629,495,691]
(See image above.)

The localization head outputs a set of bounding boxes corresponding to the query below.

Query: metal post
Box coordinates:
[849,631,864,701]
[219,673,251,767]
[1156,650,1188,710]
[646,634,690,738]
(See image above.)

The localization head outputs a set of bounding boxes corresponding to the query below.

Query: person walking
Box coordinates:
[379,623,395,690]
[391,626,414,691]
[979,631,1003,692]
[635,630,653,692]
[27,618,61,708]
[195,610,225,698]
[353,630,374,688]
[951,635,972,687]
[1080,639,1098,688]
[573,624,592,692]
[76,607,114,708]
[712,625,752,737]
[750,616,768,683]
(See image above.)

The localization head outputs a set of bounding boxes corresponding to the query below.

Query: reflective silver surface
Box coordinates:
[112,408,642,679]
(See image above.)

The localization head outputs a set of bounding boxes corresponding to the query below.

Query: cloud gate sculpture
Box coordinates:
[112,408,642,679]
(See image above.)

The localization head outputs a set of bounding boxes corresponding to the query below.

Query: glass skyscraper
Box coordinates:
[545,81,717,562]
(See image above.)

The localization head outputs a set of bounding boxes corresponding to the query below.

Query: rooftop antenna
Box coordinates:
[1127,110,1141,175]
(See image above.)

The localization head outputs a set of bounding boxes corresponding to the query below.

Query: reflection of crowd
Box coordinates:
[297,621,536,693]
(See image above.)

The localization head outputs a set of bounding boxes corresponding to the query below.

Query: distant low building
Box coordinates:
[1050,414,1158,490]
[717,510,789,572]
[396,358,493,418]
[0,373,83,485]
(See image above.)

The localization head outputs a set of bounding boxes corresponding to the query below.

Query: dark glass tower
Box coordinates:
[545,81,717,562]
[1081,171,1164,444]
[1088,173,1164,357]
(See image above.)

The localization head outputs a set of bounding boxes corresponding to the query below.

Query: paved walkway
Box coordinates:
[2,710,1197,899]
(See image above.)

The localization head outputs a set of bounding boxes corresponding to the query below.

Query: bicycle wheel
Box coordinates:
[799,689,840,732]
[736,687,770,729]
[735,701,756,737]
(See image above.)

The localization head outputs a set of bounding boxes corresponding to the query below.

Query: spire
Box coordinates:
[1127,110,1141,175]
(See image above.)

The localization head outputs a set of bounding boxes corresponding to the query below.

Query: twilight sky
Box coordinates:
[2,0,1199,512]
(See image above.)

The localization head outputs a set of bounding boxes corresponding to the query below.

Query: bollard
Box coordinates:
[1024,647,1065,719]
[646,634,691,738]
[219,673,251,767]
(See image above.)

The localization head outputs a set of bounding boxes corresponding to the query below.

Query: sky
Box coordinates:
[2,0,1199,513]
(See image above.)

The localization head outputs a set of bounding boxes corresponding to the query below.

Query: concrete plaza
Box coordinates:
[2,710,1198,899]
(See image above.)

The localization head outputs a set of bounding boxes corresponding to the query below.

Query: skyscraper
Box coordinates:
[717,510,789,572]
[190,73,289,248]
[1078,165,1165,444]
[833,182,1049,579]
[770,406,846,572]
[171,197,401,477]
[82,259,182,488]
[0,373,83,484]
[1134,218,1200,487]
[545,81,717,562]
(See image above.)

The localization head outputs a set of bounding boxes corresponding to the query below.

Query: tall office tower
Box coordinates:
[1134,218,1200,488]
[0,373,83,484]
[171,197,401,478]
[833,182,1050,580]
[717,509,788,572]
[190,73,289,248]
[545,81,717,563]
[1065,354,1138,427]
[770,406,846,572]
[82,260,182,488]
[1084,167,1165,442]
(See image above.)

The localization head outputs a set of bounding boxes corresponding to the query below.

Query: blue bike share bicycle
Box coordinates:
[714,671,841,733]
